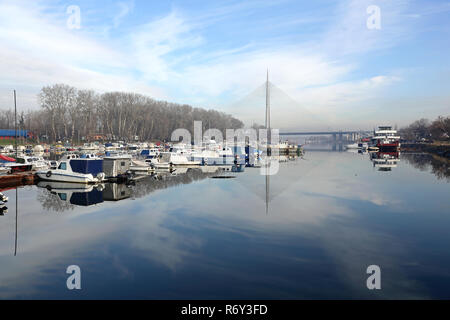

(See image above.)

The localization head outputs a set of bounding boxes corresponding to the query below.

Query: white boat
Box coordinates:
[80,142,99,151]
[16,155,49,170]
[130,159,154,174]
[190,148,222,165]
[36,154,105,184]
[345,143,360,149]
[160,152,200,166]
[147,158,171,170]
[370,126,401,150]
[104,150,132,159]
[80,153,100,159]
[48,160,59,169]
[16,145,26,153]
[105,142,125,151]
[140,148,160,158]
[0,145,14,153]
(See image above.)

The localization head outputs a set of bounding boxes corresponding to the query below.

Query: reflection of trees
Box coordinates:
[402,153,450,181]
[130,168,215,199]
[37,188,77,213]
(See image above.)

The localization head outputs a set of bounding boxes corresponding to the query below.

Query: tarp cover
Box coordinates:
[70,159,103,176]
[0,154,16,162]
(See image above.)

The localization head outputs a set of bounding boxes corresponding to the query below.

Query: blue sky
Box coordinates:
[0,0,449,129]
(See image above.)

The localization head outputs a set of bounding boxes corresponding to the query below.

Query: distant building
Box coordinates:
[85,133,107,141]
[0,129,32,140]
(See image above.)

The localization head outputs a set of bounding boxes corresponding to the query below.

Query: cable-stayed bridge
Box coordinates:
[229,74,372,139]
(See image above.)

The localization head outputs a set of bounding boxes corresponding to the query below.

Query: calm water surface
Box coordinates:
[0,151,449,299]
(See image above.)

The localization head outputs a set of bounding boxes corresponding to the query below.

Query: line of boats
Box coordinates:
[1,139,296,184]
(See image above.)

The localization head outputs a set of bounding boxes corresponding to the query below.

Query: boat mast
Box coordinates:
[14,90,17,158]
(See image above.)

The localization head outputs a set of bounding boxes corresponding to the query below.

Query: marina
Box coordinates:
[0,0,449,306]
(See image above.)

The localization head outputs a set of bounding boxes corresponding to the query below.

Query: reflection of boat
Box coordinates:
[231,164,245,172]
[37,154,104,183]
[37,181,104,206]
[0,192,8,205]
[37,181,96,191]
[199,166,220,174]
[370,151,400,171]
[102,183,131,201]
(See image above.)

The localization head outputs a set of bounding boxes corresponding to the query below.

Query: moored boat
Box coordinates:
[370,126,401,151]
[37,154,105,184]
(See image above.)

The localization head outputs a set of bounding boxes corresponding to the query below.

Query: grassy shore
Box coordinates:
[402,142,450,158]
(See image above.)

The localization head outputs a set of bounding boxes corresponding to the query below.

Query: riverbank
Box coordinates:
[402,142,450,158]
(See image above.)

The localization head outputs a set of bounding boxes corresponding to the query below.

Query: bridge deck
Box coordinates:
[280,131,371,135]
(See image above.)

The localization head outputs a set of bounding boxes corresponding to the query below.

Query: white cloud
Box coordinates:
[0,0,166,109]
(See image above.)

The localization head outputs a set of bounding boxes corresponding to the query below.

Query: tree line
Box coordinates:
[399,116,450,142]
[0,84,244,143]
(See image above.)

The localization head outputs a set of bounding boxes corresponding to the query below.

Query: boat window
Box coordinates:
[58,162,67,170]
[121,161,126,166]
[58,193,67,201]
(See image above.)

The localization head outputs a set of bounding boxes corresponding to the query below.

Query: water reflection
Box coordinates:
[370,151,400,171]
[1,152,449,299]
[35,168,220,212]
[37,182,104,210]
[402,153,450,181]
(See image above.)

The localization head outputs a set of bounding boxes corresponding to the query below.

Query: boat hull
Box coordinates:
[37,170,97,184]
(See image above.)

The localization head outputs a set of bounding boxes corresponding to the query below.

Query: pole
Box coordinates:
[14,187,18,256]
[14,90,17,157]
[265,70,271,145]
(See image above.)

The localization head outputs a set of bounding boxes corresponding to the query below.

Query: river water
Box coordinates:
[0,151,449,299]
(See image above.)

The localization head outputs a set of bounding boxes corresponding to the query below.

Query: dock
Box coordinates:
[0,172,37,189]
